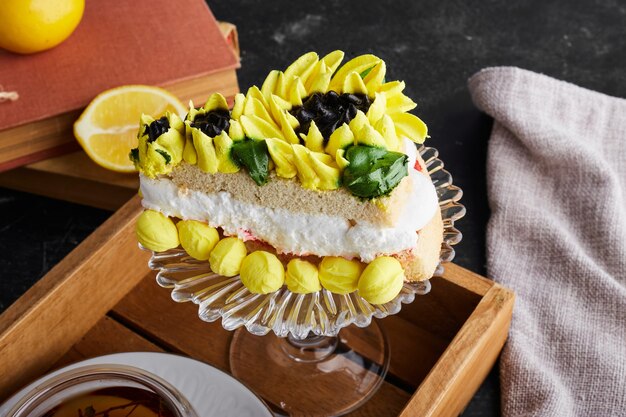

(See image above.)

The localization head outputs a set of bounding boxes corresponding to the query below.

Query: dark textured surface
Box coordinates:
[1,1,624,415]
[0,191,110,311]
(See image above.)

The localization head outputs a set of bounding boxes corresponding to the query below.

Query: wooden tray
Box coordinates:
[0,196,514,417]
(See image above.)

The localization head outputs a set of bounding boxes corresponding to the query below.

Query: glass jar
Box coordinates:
[6,364,198,417]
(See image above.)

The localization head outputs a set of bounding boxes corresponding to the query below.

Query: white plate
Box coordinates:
[0,352,273,417]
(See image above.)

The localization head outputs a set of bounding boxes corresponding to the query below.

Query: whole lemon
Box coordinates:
[0,0,85,54]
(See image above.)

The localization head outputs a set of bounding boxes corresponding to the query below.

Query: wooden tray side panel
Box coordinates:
[399,285,514,417]
[0,196,148,399]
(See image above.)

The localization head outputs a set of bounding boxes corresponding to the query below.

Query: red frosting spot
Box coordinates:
[413,159,423,172]
[239,229,257,241]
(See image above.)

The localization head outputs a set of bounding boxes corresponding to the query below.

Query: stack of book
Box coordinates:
[0,0,240,208]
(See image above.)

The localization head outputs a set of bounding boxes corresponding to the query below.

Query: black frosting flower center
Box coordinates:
[191,109,230,137]
[290,92,372,143]
[145,116,170,142]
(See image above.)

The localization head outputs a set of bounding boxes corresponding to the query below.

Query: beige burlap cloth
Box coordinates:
[468,67,626,416]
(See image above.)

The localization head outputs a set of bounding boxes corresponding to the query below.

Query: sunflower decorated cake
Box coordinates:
[132,51,442,305]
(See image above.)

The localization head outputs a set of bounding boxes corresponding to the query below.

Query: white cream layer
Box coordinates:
[139,140,438,262]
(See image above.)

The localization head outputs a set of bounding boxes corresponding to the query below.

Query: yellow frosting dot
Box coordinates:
[176,220,219,260]
[209,237,247,277]
[135,210,179,252]
[240,251,285,294]
[285,259,321,294]
[318,256,364,295]
[357,256,405,305]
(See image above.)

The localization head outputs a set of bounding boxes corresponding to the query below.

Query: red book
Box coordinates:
[0,0,240,172]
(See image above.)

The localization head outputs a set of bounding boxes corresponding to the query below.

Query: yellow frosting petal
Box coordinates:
[390,113,428,144]
[299,58,324,87]
[311,151,334,165]
[303,60,323,93]
[302,120,325,152]
[286,111,300,129]
[335,148,350,170]
[240,251,285,294]
[357,256,405,305]
[240,114,284,141]
[385,92,417,114]
[356,124,387,148]
[214,131,239,173]
[139,145,169,177]
[366,92,387,125]
[261,70,280,100]
[137,114,153,134]
[228,120,245,141]
[292,144,319,189]
[348,110,369,140]
[244,96,275,126]
[183,120,197,164]
[307,62,332,95]
[246,85,269,109]
[286,259,321,294]
[293,50,342,93]
[136,210,179,252]
[301,49,346,94]
[309,151,341,190]
[209,237,247,277]
[177,220,219,260]
[325,123,354,157]
[231,93,245,120]
[203,93,229,112]
[266,137,297,178]
[279,111,300,144]
[186,99,200,120]
[156,112,185,161]
[378,80,405,95]
[268,94,287,129]
[284,51,319,82]
[328,54,381,92]
[318,256,364,295]
[274,71,289,100]
[289,77,307,107]
[375,114,401,151]
[169,112,185,132]
[363,61,386,93]
[139,113,154,127]
[320,50,345,74]
[273,94,293,111]
[342,71,368,95]
[269,94,299,144]
[192,128,218,173]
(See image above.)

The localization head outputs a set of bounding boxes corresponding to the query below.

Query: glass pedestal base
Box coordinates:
[229,321,390,416]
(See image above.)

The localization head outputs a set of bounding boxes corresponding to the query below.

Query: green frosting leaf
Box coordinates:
[359,65,376,79]
[231,139,270,186]
[156,149,172,165]
[342,145,408,198]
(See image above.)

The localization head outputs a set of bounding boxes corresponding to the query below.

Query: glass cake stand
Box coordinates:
[143,145,465,416]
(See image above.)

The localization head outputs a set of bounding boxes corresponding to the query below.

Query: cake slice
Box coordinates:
[132,51,442,305]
